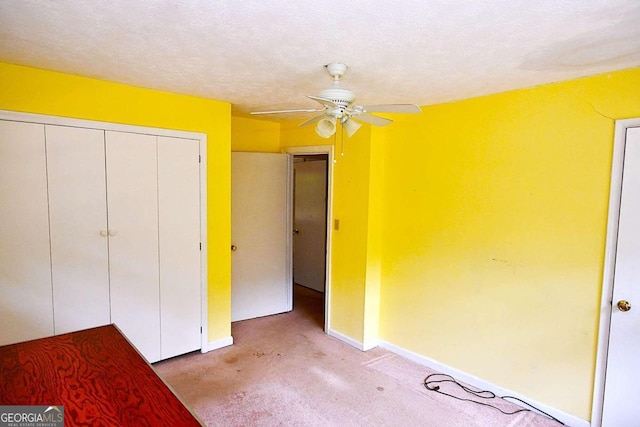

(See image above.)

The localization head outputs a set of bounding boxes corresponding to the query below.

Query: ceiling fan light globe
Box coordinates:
[343,119,362,138]
[316,116,337,138]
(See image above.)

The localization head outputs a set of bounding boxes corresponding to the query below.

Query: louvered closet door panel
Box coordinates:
[46,125,111,334]
[0,121,53,345]
[157,136,201,359]
[106,131,161,363]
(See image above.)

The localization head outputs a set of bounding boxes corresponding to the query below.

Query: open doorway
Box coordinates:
[231,147,332,332]
[292,153,329,330]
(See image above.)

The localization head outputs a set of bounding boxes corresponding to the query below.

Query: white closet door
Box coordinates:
[46,125,111,334]
[0,121,53,345]
[106,131,161,363]
[157,136,201,359]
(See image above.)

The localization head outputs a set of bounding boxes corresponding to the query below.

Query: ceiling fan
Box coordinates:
[250,63,421,138]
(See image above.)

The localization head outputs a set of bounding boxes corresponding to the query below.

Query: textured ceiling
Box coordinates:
[1,0,639,121]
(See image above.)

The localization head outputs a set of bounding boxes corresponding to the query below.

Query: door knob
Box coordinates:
[231,245,237,251]
[293,228,300,235]
[617,300,631,312]
[100,230,108,237]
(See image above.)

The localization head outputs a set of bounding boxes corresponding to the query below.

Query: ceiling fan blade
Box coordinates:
[298,114,327,127]
[353,113,393,127]
[362,104,421,113]
[250,108,324,115]
[307,95,339,108]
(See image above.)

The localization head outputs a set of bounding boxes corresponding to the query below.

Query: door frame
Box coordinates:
[592,117,640,426]
[283,144,334,333]
[0,109,210,355]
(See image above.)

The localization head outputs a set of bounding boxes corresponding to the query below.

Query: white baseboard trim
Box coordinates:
[362,339,379,352]
[378,340,588,427]
[202,335,233,353]
[327,328,379,351]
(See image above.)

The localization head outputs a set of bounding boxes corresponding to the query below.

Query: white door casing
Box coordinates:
[293,157,328,292]
[46,125,111,334]
[283,144,334,333]
[594,122,640,426]
[0,121,53,345]
[231,152,292,322]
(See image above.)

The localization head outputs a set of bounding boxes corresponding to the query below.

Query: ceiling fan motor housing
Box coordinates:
[318,86,355,107]
[319,63,355,117]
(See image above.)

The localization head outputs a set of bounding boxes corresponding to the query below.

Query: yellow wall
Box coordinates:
[378,67,640,419]
[0,62,232,342]
[231,116,280,152]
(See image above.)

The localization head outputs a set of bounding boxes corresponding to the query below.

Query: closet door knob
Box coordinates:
[108,229,117,237]
[100,230,108,237]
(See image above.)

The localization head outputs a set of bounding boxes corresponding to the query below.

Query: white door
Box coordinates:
[106,131,161,362]
[231,152,292,322]
[157,136,202,359]
[46,125,111,334]
[293,157,327,292]
[601,126,640,425]
[0,121,53,345]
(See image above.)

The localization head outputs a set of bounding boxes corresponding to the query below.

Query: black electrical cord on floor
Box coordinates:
[423,373,565,425]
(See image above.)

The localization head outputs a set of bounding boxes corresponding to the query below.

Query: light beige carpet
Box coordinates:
[154,285,562,426]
